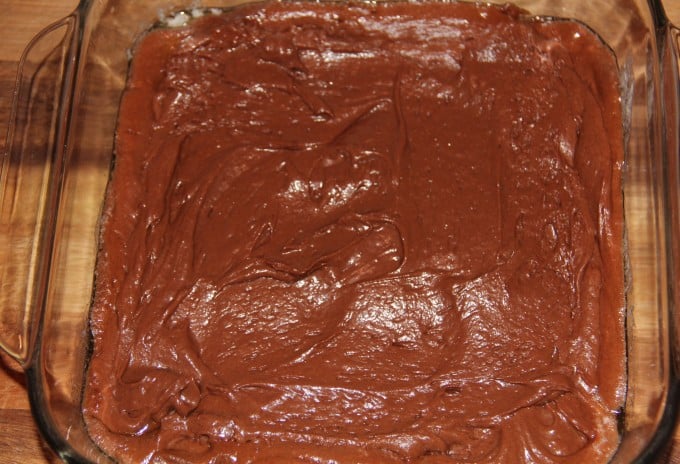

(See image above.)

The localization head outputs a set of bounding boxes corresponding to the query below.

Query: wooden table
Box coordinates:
[1,0,679,462]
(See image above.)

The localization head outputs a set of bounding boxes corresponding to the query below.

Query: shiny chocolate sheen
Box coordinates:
[83,2,625,462]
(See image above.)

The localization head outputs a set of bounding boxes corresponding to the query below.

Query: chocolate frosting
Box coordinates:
[83,2,625,462]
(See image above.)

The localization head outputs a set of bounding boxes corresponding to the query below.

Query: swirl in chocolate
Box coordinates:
[83,2,626,463]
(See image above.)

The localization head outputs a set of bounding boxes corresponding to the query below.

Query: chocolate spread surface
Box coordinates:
[83,2,625,462]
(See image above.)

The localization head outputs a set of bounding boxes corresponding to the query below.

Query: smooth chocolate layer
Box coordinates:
[83,2,625,462]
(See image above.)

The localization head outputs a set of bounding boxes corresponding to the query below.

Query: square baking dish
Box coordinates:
[1,0,678,462]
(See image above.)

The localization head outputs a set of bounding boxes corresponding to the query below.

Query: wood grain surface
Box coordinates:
[1,0,679,463]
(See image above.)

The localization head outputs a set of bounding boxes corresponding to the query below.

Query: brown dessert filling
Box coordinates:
[83,2,625,463]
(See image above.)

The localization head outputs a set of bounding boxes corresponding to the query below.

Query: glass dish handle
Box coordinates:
[0,15,77,366]
[666,23,680,389]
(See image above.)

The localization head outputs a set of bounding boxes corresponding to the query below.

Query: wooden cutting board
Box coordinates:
[0,0,678,462]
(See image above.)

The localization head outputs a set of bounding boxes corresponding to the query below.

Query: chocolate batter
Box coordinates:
[83,2,626,462]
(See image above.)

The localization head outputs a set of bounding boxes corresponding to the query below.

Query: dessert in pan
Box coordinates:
[82,1,625,462]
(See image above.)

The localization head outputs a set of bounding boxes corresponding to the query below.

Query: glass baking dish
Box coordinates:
[0,0,678,462]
